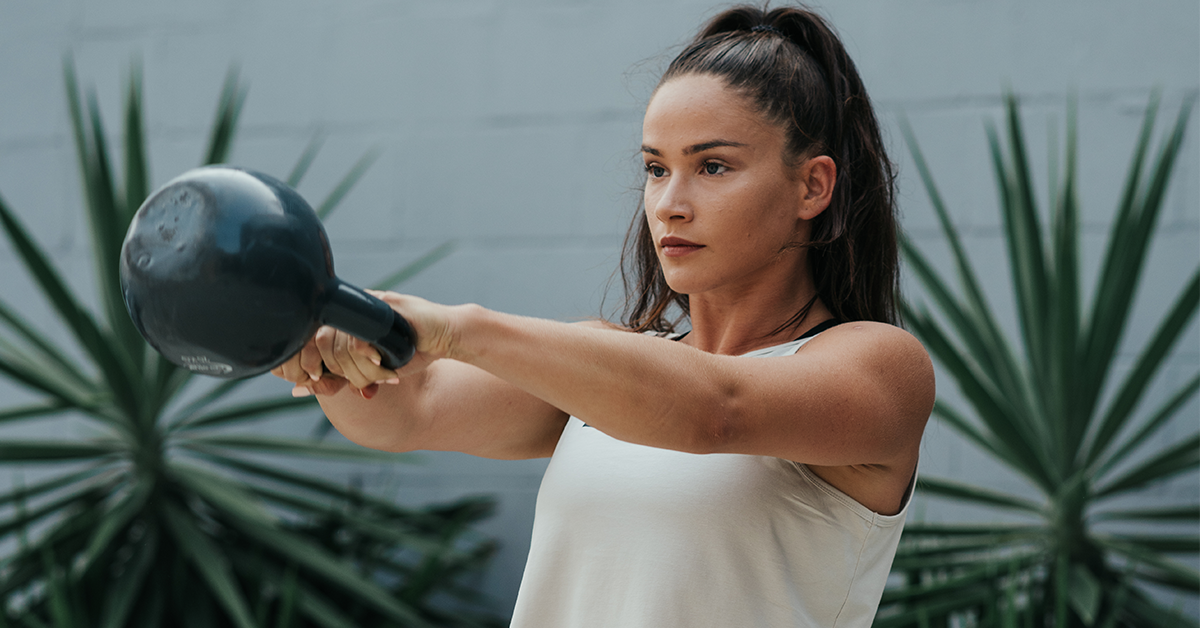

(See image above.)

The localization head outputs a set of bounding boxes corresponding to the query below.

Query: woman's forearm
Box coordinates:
[447,305,731,453]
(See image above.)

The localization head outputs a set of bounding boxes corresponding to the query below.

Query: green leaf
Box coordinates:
[371,240,457,291]
[42,547,78,628]
[169,463,276,528]
[82,86,142,376]
[1081,94,1193,422]
[916,476,1044,514]
[74,481,152,577]
[1069,564,1101,626]
[122,58,149,222]
[184,435,416,462]
[0,440,121,464]
[286,134,325,187]
[1093,372,1199,481]
[219,513,434,628]
[899,116,1032,413]
[173,396,319,433]
[161,502,258,628]
[1087,269,1199,470]
[1094,433,1199,498]
[1101,539,1200,593]
[994,94,1053,406]
[0,296,91,383]
[193,450,420,519]
[314,147,381,220]
[904,307,1054,489]
[1093,505,1199,523]
[203,66,246,165]
[167,378,251,425]
[98,523,158,628]
[0,467,105,510]
[0,193,140,420]
[1103,533,1199,554]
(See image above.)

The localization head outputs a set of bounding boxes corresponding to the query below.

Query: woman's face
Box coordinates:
[641,73,811,299]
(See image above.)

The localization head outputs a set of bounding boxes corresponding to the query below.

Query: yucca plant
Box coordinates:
[0,59,499,628]
[876,92,1198,627]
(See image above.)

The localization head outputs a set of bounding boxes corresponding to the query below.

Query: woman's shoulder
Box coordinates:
[799,320,925,356]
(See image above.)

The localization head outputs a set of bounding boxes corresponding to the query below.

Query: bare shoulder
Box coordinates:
[802,321,931,372]
[571,318,629,331]
[797,321,935,426]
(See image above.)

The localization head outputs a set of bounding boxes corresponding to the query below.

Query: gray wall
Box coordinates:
[2,0,1197,618]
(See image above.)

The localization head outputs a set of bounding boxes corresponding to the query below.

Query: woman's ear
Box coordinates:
[796,155,836,220]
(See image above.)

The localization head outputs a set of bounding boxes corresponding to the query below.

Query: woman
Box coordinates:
[275,4,934,626]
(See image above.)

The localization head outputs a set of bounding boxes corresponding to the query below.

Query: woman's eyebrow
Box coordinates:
[641,140,748,157]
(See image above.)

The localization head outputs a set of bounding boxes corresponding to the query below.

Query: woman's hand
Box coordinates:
[269,291,459,398]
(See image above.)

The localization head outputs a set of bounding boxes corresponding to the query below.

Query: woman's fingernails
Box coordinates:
[308,371,321,382]
[369,356,382,367]
[359,387,375,400]
[384,378,400,385]
[292,386,313,398]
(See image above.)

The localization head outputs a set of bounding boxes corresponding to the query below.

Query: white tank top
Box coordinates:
[510,336,913,627]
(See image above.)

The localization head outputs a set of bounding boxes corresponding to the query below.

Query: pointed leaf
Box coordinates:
[189,449,424,520]
[220,513,434,627]
[1094,504,1199,523]
[173,395,319,432]
[98,523,158,628]
[916,476,1044,513]
[286,134,325,187]
[1082,96,1193,419]
[371,240,456,291]
[161,503,258,628]
[1069,564,1101,626]
[185,435,416,462]
[995,94,1052,396]
[904,306,1054,488]
[314,147,381,220]
[75,481,152,576]
[1093,372,1198,481]
[122,58,148,222]
[0,296,90,383]
[1087,269,1199,469]
[1094,433,1199,498]
[0,193,140,419]
[169,463,276,527]
[0,440,121,464]
[0,467,104,510]
[203,66,245,165]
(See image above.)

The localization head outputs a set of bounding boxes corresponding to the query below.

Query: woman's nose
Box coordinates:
[650,177,694,223]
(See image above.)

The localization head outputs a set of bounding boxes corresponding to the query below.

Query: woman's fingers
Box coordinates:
[273,324,400,396]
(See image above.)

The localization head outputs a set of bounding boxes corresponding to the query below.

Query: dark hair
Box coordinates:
[619,4,899,333]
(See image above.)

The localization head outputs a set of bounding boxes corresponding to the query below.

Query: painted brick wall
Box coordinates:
[1,0,1196,617]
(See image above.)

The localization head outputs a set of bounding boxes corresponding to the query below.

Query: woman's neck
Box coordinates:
[681,271,830,356]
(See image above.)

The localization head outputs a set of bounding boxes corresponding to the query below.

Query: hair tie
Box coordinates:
[750,24,786,38]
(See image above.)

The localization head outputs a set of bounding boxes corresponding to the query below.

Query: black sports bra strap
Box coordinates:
[672,318,842,344]
[796,318,842,341]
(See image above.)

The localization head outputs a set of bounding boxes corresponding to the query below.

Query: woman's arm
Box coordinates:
[442,304,933,467]
[272,311,619,460]
[303,358,570,459]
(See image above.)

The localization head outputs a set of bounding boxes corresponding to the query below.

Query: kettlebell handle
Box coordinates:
[322,281,416,370]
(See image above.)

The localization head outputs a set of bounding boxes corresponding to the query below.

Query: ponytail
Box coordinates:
[620,4,899,333]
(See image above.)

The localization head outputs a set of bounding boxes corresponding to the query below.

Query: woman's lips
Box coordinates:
[660,236,704,257]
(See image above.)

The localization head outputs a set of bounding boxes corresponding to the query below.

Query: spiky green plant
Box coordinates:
[0,59,497,628]
[875,92,1198,628]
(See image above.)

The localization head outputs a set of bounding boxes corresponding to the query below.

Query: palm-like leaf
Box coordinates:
[877,93,1198,627]
[0,61,490,628]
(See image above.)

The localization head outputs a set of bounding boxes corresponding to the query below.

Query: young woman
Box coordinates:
[275,4,934,626]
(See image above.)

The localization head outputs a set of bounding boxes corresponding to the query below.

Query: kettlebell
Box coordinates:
[119,165,415,379]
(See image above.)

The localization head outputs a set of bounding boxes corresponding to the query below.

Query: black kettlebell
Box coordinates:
[119,165,415,379]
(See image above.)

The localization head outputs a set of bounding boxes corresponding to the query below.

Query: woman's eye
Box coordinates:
[646,165,666,178]
[703,162,726,175]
